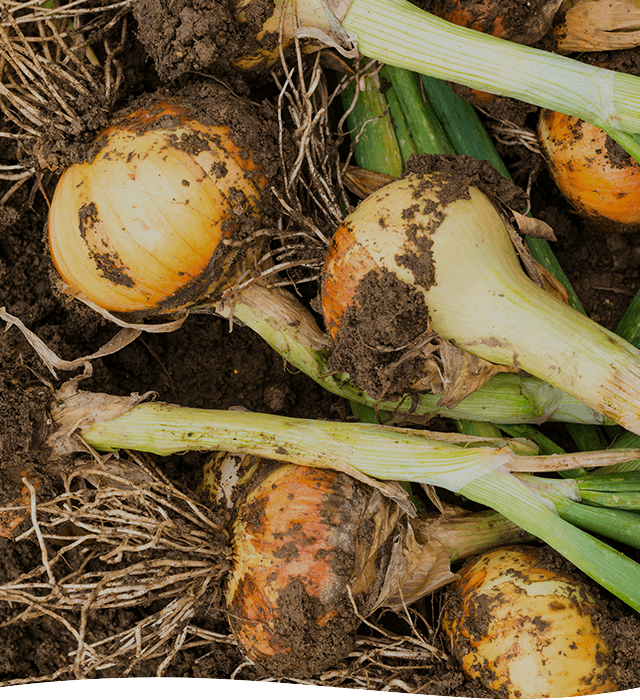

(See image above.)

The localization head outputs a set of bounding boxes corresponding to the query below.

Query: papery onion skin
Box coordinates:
[226,462,410,677]
[441,546,618,698]
[538,109,640,233]
[48,95,270,317]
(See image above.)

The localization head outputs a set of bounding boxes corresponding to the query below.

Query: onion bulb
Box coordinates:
[48,90,274,317]
[441,546,618,698]
[320,167,640,435]
[538,109,640,234]
[225,461,408,676]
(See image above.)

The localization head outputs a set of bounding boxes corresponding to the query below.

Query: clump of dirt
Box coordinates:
[326,267,433,400]
[131,0,278,86]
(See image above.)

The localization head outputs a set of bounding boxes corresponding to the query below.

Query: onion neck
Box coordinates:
[422,190,640,434]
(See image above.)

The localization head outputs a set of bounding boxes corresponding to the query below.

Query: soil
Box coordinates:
[2,0,640,694]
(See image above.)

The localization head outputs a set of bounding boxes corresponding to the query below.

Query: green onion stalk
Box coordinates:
[236,0,640,160]
[518,472,640,550]
[50,391,640,611]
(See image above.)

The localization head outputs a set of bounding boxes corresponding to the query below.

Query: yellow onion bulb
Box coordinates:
[538,109,640,233]
[226,462,408,676]
[48,99,269,317]
[441,546,618,698]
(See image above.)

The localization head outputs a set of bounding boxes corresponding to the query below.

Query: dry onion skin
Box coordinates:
[48,87,275,319]
[441,546,618,698]
[538,109,640,234]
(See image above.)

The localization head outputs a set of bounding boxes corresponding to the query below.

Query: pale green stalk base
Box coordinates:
[213,284,609,426]
[341,0,640,134]
[415,508,535,563]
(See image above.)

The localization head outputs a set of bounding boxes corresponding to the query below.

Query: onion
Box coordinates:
[48,88,275,318]
[226,461,389,676]
[319,167,640,434]
[538,109,640,234]
[441,545,618,698]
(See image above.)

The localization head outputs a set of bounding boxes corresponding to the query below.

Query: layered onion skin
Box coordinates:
[226,462,406,677]
[442,546,618,698]
[538,109,640,233]
[48,98,268,317]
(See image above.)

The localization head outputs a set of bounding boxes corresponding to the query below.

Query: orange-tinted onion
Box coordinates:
[225,462,414,676]
[442,546,618,698]
[538,109,640,233]
[48,98,269,316]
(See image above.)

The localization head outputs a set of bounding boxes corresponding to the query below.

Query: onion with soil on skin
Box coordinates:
[537,108,640,234]
[222,457,533,676]
[48,84,280,319]
[319,160,640,435]
[441,545,618,698]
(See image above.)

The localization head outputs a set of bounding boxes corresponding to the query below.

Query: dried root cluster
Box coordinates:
[0,0,131,202]
[0,452,230,682]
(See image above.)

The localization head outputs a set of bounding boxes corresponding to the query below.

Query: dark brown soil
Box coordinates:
[2,0,640,694]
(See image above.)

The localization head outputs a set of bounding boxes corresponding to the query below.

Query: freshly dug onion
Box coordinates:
[225,462,402,676]
[226,460,489,676]
[320,168,640,434]
[538,109,640,233]
[441,546,618,698]
[48,90,273,317]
